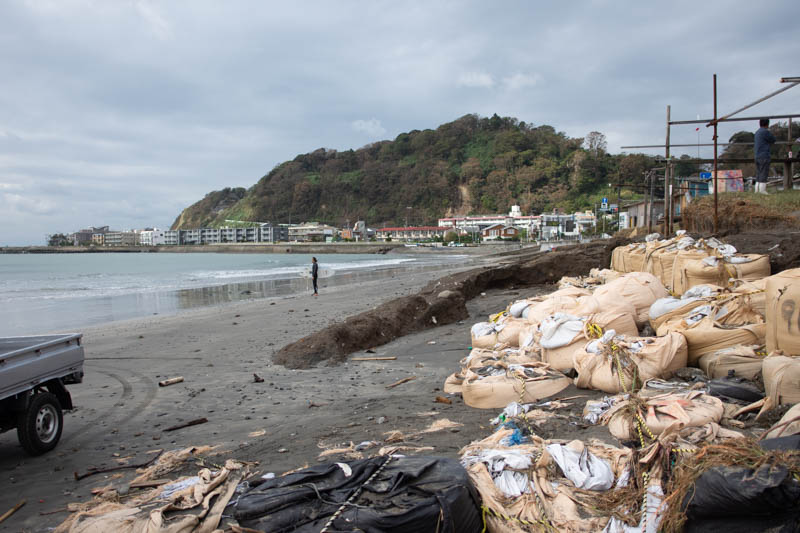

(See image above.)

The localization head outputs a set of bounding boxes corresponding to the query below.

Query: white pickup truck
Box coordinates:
[0,334,84,455]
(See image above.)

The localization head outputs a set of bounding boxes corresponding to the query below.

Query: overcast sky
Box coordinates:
[1,1,798,245]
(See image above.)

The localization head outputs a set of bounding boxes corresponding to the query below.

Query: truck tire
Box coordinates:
[17,392,63,456]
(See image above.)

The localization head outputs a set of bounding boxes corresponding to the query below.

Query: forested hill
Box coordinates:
[171,113,662,230]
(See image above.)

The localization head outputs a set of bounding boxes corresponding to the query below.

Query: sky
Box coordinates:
[1,1,798,245]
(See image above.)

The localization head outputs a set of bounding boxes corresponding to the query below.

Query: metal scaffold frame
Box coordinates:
[621,75,799,235]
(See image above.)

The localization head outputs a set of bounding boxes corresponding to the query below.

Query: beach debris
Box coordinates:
[253,373,264,383]
[164,417,208,432]
[308,400,327,408]
[365,348,376,353]
[0,500,25,525]
[427,340,437,345]
[158,376,184,387]
[74,450,164,481]
[434,395,452,404]
[277,448,288,453]
[128,479,170,490]
[351,356,396,361]
[249,430,266,438]
[386,376,416,389]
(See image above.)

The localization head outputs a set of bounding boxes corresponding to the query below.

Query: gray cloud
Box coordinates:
[1,0,798,244]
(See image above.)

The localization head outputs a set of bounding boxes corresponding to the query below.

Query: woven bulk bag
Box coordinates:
[765,268,800,355]
[496,317,528,348]
[697,345,765,380]
[683,257,728,291]
[470,322,499,350]
[671,249,711,296]
[573,332,687,394]
[540,310,638,372]
[611,245,626,272]
[644,245,679,289]
[443,372,464,394]
[725,254,770,282]
[461,362,570,409]
[592,272,669,326]
[730,278,767,317]
[678,317,766,365]
[604,391,724,440]
[621,245,646,273]
[525,295,585,325]
[763,355,800,405]
[589,268,621,284]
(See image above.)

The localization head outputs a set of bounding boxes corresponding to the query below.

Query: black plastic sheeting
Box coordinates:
[682,438,800,533]
[707,375,764,404]
[229,456,483,533]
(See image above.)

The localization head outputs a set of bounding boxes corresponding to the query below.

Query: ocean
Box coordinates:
[0,252,463,336]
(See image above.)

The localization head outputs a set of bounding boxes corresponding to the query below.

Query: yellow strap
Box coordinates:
[586,323,604,339]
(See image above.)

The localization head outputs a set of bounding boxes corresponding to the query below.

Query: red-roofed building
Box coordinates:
[374,226,449,242]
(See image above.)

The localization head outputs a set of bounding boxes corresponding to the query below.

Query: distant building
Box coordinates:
[288,222,337,242]
[104,231,138,246]
[481,224,519,240]
[374,226,448,242]
[71,225,109,245]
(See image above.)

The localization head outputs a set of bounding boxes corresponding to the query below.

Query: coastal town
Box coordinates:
[51,206,611,247]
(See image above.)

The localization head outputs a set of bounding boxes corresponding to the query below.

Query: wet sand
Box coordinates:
[0,256,520,531]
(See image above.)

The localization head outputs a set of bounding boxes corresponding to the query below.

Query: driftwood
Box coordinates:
[164,417,208,432]
[0,500,25,524]
[74,450,164,481]
[351,356,397,361]
[386,376,416,389]
[158,376,184,387]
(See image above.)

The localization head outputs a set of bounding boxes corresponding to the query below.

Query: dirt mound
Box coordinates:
[273,239,625,369]
[720,230,800,273]
[684,193,800,234]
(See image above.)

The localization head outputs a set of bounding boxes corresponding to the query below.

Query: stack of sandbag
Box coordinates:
[537,310,638,372]
[521,286,592,325]
[592,271,668,326]
[611,242,647,273]
[765,267,800,356]
[589,267,621,284]
[597,390,725,441]
[642,233,692,287]
[677,254,771,297]
[649,284,723,331]
[573,330,688,393]
[460,361,571,409]
[651,284,766,334]
[461,429,636,533]
[762,355,800,406]
[697,344,766,380]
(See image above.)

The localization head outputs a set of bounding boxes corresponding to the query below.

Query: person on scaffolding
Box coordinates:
[754,118,776,194]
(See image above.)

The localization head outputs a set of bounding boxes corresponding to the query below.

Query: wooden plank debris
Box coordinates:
[164,417,208,432]
[386,376,416,389]
[158,376,184,387]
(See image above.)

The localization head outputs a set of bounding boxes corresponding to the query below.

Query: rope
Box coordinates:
[319,455,393,533]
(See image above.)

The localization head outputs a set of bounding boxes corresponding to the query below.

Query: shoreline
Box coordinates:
[0,242,531,255]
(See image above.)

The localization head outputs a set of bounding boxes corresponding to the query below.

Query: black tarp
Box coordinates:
[682,462,800,533]
[230,456,483,533]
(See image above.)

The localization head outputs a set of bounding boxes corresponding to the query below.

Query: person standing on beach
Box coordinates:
[311,257,319,296]
[754,118,776,194]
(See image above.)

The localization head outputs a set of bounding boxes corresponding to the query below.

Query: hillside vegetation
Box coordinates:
[172,114,665,229]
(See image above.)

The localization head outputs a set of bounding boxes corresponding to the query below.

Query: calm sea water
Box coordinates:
[0,252,462,336]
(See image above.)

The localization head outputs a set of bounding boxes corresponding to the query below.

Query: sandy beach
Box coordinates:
[0,251,527,531]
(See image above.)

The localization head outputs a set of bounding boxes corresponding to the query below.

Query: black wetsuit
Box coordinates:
[312,262,318,294]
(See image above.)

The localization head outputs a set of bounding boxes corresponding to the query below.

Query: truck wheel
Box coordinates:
[17,392,63,456]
